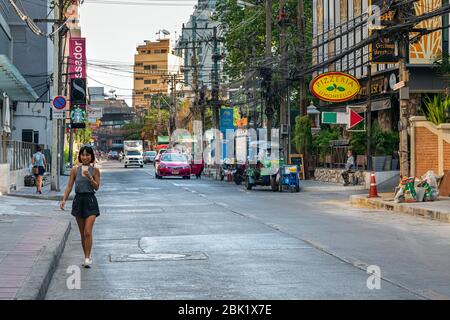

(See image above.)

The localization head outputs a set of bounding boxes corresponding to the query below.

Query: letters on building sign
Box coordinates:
[310,72,361,103]
[369,0,398,64]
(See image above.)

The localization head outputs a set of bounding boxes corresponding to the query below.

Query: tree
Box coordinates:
[293,115,312,155]
[74,124,92,145]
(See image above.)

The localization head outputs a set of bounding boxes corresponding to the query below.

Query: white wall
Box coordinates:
[12,102,52,147]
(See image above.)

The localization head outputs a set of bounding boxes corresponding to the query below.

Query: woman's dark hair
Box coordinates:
[36,146,42,152]
[78,145,96,163]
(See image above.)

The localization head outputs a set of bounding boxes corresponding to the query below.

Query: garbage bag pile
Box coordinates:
[394,171,439,203]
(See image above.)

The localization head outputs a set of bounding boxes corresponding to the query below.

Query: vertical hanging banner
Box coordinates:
[69,37,86,79]
[70,78,87,128]
[69,37,87,128]
[369,0,398,64]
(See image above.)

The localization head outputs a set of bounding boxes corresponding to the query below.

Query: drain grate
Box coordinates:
[109,252,208,262]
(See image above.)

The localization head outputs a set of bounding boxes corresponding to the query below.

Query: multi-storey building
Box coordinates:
[174,0,222,92]
[133,38,182,114]
[90,92,135,152]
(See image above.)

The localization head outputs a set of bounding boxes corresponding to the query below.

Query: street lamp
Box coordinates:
[307,101,320,132]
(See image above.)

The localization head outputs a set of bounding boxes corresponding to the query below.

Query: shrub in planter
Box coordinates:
[312,126,340,162]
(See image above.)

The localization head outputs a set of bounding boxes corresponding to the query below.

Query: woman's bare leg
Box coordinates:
[83,215,97,259]
[75,217,86,258]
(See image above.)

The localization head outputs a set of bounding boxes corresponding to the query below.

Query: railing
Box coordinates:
[0,140,50,172]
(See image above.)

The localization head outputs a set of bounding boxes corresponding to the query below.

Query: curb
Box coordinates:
[15,219,71,300]
[350,195,450,223]
[6,193,73,201]
[302,186,367,192]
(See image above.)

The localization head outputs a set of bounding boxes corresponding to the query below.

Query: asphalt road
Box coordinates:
[44,161,450,299]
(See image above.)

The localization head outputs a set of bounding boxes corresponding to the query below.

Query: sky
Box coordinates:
[80,1,197,106]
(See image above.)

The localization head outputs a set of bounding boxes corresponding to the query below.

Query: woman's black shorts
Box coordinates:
[34,166,45,177]
[71,193,100,218]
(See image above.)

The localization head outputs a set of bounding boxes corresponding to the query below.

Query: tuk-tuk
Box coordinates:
[245,141,284,191]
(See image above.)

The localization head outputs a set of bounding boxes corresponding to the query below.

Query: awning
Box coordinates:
[0,54,38,101]
[157,136,169,144]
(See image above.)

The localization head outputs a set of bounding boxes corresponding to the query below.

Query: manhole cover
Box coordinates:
[109,252,208,262]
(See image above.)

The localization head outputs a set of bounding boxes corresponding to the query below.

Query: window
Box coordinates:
[152,65,158,70]
[144,94,152,100]
[22,130,33,143]
[154,49,161,54]
[144,65,151,70]
[144,79,152,84]
[135,77,143,80]
[152,79,158,84]
[161,49,167,53]
[136,63,143,66]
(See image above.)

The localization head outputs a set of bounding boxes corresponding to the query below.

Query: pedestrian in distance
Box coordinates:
[60,145,101,268]
[32,146,47,194]
[342,149,355,186]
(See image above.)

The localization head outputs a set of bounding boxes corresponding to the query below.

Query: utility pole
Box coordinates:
[297,0,307,116]
[211,26,220,129]
[265,0,273,142]
[51,0,63,191]
[189,17,201,125]
[279,0,288,161]
[366,64,372,171]
[398,32,410,177]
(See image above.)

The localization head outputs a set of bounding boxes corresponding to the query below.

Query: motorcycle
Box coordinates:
[232,163,246,185]
[219,159,235,181]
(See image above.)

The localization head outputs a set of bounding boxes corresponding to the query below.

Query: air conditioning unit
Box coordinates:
[281,124,289,135]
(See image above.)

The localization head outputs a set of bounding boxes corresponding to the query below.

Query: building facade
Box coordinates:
[133,38,182,114]
[312,0,448,131]
[174,0,222,92]
[91,97,135,152]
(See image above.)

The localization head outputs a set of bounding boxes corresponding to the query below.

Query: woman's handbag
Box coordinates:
[32,166,40,175]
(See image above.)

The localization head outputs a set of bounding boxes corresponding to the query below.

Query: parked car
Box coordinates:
[143,151,157,164]
[154,149,167,166]
[108,151,119,160]
[155,153,191,179]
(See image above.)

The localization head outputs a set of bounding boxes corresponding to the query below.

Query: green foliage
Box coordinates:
[421,95,450,125]
[370,120,399,156]
[74,124,92,145]
[349,131,367,156]
[214,0,314,81]
[312,126,340,159]
[293,116,312,155]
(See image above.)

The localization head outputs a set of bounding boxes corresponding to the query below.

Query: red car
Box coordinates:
[155,152,191,179]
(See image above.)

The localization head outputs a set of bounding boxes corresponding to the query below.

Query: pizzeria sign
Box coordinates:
[310,72,361,103]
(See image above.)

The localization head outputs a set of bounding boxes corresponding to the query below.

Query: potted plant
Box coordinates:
[312,126,340,165]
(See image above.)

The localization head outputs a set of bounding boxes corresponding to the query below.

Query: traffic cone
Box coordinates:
[368,172,379,198]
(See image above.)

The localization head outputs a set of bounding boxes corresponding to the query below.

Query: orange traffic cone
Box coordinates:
[368,172,379,198]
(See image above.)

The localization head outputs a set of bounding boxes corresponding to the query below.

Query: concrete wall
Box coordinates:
[0,163,9,194]
[11,102,52,147]
[410,116,450,177]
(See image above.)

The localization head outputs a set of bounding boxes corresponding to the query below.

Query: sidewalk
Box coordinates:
[300,180,366,192]
[351,193,450,223]
[8,174,71,201]
[0,198,71,299]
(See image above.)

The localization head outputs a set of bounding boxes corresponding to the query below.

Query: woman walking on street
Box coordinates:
[60,145,101,268]
[32,146,47,194]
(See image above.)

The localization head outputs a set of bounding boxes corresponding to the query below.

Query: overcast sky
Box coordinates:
[80,2,196,105]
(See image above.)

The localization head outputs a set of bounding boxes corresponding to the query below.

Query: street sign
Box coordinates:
[52,96,66,110]
[322,112,347,124]
[53,110,65,119]
[349,110,365,129]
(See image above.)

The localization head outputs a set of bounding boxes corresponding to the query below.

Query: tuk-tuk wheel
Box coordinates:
[245,178,252,190]
[270,177,278,192]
